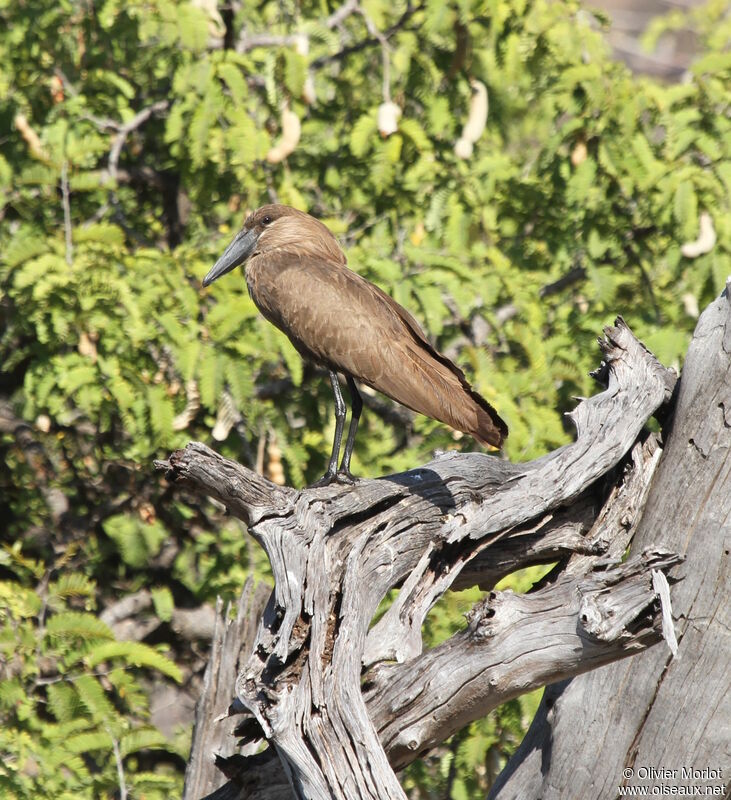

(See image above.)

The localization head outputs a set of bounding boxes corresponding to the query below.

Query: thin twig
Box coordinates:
[61,160,73,265]
[101,100,168,240]
[110,732,128,800]
[237,0,360,53]
[108,100,169,184]
[236,32,300,53]
[312,2,423,69]
[325,0,359,29]
[357,6,391,101]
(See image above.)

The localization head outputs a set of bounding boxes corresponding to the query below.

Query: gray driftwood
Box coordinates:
[161,287,730,799]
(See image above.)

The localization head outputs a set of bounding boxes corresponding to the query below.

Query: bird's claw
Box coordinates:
[307,468,358,489]
[335,468,357,485]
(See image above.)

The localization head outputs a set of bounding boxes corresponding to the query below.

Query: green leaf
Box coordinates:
[120,727,168,758]
[350,112,377,158]
[673,180,698,241]
[4,228,48,268]
[74,674,118,722]
[85,641,183,683]
[66,729,114,754]
[45,612,114,642]
[151,586,174,622]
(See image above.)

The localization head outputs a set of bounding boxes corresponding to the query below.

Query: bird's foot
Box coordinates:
[308,470,338,489]
[335,467,357,485]
[307,468,358,489]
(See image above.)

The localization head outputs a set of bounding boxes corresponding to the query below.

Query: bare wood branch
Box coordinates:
[183,579,271,800]
[365,548,682,770]
[191,537,681,799]
[160,315,682,799]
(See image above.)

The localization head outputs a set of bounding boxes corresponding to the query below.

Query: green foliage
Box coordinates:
[402,693,542,800]
[1,0,729,796]
[0,549,183,799]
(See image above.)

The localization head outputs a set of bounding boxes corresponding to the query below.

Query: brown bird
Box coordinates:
[203,204,507,486]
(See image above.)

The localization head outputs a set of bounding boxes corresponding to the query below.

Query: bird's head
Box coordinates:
[203,204,344,287]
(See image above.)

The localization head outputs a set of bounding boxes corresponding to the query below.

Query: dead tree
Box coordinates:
[158,283,730,800]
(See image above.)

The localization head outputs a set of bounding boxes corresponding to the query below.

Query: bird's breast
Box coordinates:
[244,254,327,364]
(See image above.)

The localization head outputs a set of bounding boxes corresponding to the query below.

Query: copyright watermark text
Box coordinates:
[619,766,726,796]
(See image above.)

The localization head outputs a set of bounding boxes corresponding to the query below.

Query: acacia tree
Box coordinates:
[166,287,729,799]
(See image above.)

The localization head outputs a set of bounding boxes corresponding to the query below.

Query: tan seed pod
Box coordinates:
[266,105,301,163]
[267,438,285,485]
[14,113,49,161]
[571,140,588,166]
[681,211,716,258]
[294,33,309,57]
[682,293,699,319]
[377,101,401,137]
[172,380,201,431]
[212,391,241,441]
[454,138,474,159]
[303,72,317,105]
[78,331,98,362]
[454,79,488,159]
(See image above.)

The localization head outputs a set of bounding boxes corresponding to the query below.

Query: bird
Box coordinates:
[203,204,508,486]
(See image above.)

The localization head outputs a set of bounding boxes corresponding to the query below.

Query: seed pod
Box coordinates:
[454,79,488,160]
[303,72,317,105]
[266,105,301,163]
[267,438,285,485]
[14,113,49,162]
[680,211,716,258]
[78,331,98,362]
[377,101,401,137]
[173,380,201,431]
[571,140,588,166]
[212,391,241,441]
[294,33,309,57]
[454,137,474,159]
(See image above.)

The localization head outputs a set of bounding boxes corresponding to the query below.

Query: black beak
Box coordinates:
[203,228,258,287]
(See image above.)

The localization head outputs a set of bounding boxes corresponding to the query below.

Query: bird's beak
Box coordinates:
[203,228,258,287]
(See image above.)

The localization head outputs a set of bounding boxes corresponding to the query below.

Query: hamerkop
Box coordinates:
[203,204,508,485]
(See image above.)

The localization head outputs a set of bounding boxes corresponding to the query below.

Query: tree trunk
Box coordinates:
[162,283,730,800]
[490,286,730,800]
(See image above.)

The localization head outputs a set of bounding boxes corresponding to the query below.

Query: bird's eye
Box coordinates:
[262,215,272,225]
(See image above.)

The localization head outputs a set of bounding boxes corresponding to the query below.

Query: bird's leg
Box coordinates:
[309,370,347,487]
[338,376,362,482]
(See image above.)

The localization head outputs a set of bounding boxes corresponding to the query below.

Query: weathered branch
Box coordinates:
[203,539,679,799]
[183,579,271,800]
[365,548,681,770]
[160,316,682,799]
[100,589,218,643]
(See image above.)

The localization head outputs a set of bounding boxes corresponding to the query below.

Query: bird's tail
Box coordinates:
[388,340,508,449]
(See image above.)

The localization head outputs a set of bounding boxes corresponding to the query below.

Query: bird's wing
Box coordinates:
[248,253,507,447]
